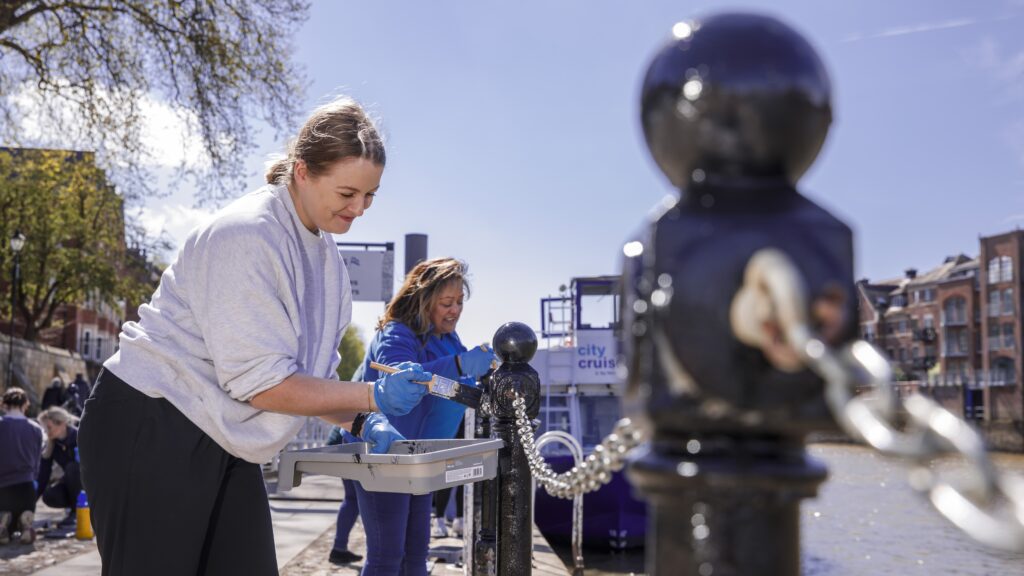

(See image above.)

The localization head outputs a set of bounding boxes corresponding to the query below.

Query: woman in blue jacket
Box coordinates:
[355,257,496,576]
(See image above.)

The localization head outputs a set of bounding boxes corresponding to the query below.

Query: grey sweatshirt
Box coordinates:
[106,184,352,463]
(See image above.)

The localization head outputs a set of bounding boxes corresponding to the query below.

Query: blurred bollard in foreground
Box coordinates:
[621,12,857,576]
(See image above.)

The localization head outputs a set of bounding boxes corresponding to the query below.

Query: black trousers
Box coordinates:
[42,460,81,510]
[78,369,277,576]
[0,482,36,519]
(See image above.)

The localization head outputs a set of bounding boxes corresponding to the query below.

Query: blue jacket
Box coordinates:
[358,321,472,440]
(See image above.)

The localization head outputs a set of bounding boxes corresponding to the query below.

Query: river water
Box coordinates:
[554,443,1024,575]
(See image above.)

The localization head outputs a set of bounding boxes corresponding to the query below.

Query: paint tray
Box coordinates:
[276,438,504,495]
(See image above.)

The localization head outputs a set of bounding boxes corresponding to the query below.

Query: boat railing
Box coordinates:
[533,430,585,576]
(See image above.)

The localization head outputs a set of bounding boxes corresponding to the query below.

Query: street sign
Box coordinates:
[337,243,394,302]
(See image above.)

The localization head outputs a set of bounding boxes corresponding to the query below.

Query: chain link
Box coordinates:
[739,248,1024,551]
[511,394,645,499]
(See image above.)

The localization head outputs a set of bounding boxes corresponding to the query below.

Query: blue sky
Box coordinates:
[140,0,1024,347]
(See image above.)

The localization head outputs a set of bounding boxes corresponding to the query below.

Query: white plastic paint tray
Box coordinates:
[276,438,504,495]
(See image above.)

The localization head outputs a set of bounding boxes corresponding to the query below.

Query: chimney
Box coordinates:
[905,268,917,279]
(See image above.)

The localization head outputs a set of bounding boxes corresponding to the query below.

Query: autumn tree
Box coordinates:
[0,0,308,205]
[0,148,157,342]
[336,325,366,382]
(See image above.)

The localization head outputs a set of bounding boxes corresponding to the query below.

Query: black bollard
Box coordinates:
[486,322,541,576]
[621,13,857,576]
[472,374,498,576]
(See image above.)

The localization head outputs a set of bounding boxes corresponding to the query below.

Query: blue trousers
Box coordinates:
[332,478,360,552]
[354,483,431,576]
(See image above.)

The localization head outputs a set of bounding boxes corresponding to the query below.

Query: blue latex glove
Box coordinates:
[373,361,430,416]
[340,428,360,444]
[459,345,499,377]
[363,412,405,454]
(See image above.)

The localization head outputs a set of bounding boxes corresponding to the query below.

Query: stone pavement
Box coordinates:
[2,473,569,575]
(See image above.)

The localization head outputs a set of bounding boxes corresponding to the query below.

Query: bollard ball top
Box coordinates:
[641,12,832,190]
[492,322,538,363]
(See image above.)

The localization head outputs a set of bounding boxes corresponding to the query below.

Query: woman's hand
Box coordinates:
[458,345,499,377]
[362,412,405,454]
[372,362,430,416]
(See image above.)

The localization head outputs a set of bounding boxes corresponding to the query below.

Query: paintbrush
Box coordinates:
[370,361,484,409]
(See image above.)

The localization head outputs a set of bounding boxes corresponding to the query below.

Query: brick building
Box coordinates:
[858,230,1024,433]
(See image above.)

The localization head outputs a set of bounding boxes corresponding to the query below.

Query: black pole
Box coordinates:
[6,250,18,390]
[622,13,854,575]
[472,379,497,576]
[404,233,427,274]
[487,322,540,576]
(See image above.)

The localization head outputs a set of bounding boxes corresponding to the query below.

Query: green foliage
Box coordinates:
[337,325,366,381]
[0,148,156,341]
[0,0,308,205]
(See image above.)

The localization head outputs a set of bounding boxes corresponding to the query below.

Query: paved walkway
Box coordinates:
[21,474,568,575]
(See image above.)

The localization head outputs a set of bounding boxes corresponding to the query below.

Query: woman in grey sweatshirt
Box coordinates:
[78,97,430,576]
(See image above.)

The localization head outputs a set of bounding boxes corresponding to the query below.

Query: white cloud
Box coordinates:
[134,202,217,253]
[8,82,207,169]
[136,98,208,169]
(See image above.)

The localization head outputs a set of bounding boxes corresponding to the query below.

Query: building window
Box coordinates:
[82,331,91,356]
[1003,324,1015,350]
[923,315,934,329]
[923,288,936,302]
[1003,288,1015,316]
[898,319,908,334]
[943,297,966,325]
[988,255,1014,284]
[899,348,907,362]
[989,290,1002,317]
[992,358,1015,385]
[95,337,104,360]
[945,329,968,356]
[989,323,1001,350]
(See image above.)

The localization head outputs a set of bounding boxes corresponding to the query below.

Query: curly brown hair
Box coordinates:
[2,387,29,408]
[377,257,470,337]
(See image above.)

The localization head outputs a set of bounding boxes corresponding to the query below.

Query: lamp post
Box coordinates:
[6,229,25,391]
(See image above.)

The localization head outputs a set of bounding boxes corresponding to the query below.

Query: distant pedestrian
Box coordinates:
[0,387,45,545]
[41,377,67,411]
[36,406,80,528]
[64,373,91,416]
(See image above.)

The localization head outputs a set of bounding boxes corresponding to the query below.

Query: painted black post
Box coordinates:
[487,322,540,576]
[621,13,856,576]
[472,374,498,576]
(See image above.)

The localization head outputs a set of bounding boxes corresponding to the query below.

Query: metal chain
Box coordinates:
[737,248,1024,551]
[511,394,645,499]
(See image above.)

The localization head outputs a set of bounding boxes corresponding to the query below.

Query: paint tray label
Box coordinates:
[445,455,485,483]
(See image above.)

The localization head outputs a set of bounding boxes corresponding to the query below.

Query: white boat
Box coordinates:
[530,275,645,550]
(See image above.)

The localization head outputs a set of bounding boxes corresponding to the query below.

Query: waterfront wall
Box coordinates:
[809,418,1024,453]
[2,336,89,413]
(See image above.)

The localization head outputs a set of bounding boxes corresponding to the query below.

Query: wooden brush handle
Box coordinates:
[369,361,433,386]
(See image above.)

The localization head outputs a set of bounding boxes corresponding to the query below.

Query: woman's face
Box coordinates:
[429,281,464,335]
[42,419,67,440]
[290,157,384,235]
